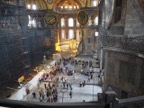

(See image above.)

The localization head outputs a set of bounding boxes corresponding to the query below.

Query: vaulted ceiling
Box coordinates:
[26,0,93,10]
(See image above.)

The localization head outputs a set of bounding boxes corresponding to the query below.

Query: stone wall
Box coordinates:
[124,0,144,37]
[104,50,144,98]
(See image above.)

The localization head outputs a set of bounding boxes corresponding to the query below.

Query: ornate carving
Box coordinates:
[102,36,144,54]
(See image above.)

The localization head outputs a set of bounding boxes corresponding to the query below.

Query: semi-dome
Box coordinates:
[26,0,83,10]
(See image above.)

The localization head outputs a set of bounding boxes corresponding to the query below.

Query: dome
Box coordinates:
[26,0,83,10]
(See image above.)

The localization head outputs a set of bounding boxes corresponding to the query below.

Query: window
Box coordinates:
[27,4,31,9]
[92,0,97,7]
[69,29,74,39]
[32,18,36,27]
[94,16,98,25]
[76,30,80,40]
[95,32,98,36]
[88,16,92,26]
[32,4,36,10]
[68,18,74,27]
[74,6,76,9]
[28,15,36,28]
[28,15,32,27]
[69,6,72,9]
[61,18,65,27]
[61,6,63,9]
[65,6,68,9]
[61,30,65,39]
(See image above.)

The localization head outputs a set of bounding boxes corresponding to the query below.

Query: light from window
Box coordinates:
[95,32,98,36]
[93,0,97,7]
[88,16,92,26]
[27,4,31,9]
[28,16,37,28]
[68,18,74,27]
[65,6,68,9]
[32,4,36,10]
[61,6,63,9]
[74,6,76,9]
[94,16,98,25]
[61,29,65,39]
[76,30,80,40]
[28,15,32,27]
[69,29,74,39]
[69,6,72,9]
[32,18,36,27]
[61,18,65,27]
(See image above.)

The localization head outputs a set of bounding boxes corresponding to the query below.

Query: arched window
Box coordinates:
[27,4,31,9]
[69,29,74,39]
[32,18,36,27]
[32,4,36,10]
[94,16,98,25]
[95,32,98,36]
[69,6,72,10]
[68,18,74,27]
[61,29,65,39]
[88,16,92,26]
[28,15,32,27]
[61,6,63,9]
[76,30,80,40]
[74,6,76,9]
[92,0,97,7]
[65,6,68,9]
[61,18,65,27]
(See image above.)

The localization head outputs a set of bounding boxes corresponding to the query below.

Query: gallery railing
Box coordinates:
[101,35,144,54]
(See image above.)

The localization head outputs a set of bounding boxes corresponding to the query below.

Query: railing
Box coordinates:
[101,36,144,54]
[0,99,107,108]
[1,95,144,108]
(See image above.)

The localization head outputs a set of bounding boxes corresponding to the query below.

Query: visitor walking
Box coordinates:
[69,90,72,98]
[32,92,36,98]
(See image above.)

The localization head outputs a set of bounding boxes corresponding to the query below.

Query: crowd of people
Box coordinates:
[24,57,99,102]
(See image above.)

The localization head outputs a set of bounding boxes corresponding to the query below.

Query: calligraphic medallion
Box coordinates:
[44,12,57,25]
[77,10,88,25]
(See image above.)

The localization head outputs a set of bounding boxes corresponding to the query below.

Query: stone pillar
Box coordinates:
[105,87,117,108]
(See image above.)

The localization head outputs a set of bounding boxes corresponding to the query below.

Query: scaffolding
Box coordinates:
[0,1,30,98]
[0,1,54,98]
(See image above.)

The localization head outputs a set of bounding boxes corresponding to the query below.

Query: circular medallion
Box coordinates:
[77,11,88,25]
[44,12,57,25]
[105,0,115,29]
[47,0,53,4]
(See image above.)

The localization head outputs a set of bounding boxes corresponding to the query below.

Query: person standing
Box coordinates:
[69,90,72,98]
[32,92,36,98]
[25,88,30,95]
[44,83,47,89]
[67,83,69,89]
